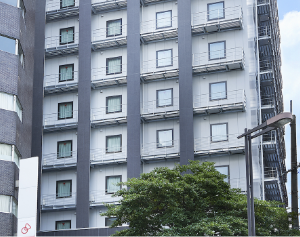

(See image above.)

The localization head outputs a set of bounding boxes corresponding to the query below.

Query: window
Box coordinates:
[209,41,226,60]
[157,89,173,107]
[0,195,18,217]
[57,140,72,158]
[105,217,117,227]
[0,0,18,6]
[107,19,122,37]
[106,175,122,194]
[19,0,26,19]
[210,82,227,100]
[156,10,172,29]
[59,64,74,82]
[211,123,228,142]
[0,144,20,166]
[208,2,225,21]
[106,57,122,75]
[56,180,72,198]
[18,43,25,68]
[0,92,23,121]
[215,166,229,183]
[60,0,75,9]
[60,27,74,45]
[157,129,173,148]
[106,135,122,153]
[157,49,173,68]
[106,96,122,114]
[56,220,71,230]
[0,35,16,54]
[58,102,73,120]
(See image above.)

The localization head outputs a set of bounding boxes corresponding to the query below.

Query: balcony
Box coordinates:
[192,6,243,36]
[261,96,275,113]
[41,193,76,212]
[92,25,127,51]
[90,147,127,166]
[91,0,127,14]
[45,33,79,58]
[141,140,180,161]
[264,168,284,202]
[140,16,178,44]
[42,151,77,171]
[258,26,272,57]
[141,97,179,122]
[194,134,244,157]
[192,47,245,75]
[44,71,79,95]
[43,111,78,132]
[140,0,176,6]
[46,0,79,22]
[91,105,127,127]
[90,190,122,207]
[259,60,274,86]
[193,90,246,116]
[141,56,179,82]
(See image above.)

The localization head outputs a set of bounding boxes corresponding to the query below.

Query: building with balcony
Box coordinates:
[32,0,287,235]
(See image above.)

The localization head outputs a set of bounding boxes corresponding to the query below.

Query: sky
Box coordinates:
[277,0,300,209]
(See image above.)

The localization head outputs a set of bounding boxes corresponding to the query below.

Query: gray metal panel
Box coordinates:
[178,0,194,165]
[0,160,18,199]
[76,0,92,229]
[127,0,141,179]
[0,213,17,236]
[0,51,18,95]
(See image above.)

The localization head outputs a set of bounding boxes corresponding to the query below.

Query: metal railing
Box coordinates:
[90,147,127,164]
[141,97,179,115]
[141,16,178,34]
[46,0,79,12]
[261,97,275,108]
[142,56,178,74]
[42,151,77,167]
[257,0,270,6]
[44,71,78,87]
[264,167,279,180]
[92,24,127,42]
[142,140,179,158]
[45,32,79,49]
[43,111,78,127]
[259,60,273,72]
[41,192,76,209]
[258,26,271,39]
[91,64,127,82]
[192,6,242,26]
[90,190,122,205]
[91,104,127,122]
[91,0,126,3]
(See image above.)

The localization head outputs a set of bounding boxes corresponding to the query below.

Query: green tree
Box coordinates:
[102,161,300,236]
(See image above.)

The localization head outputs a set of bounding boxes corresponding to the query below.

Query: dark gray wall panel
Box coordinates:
[0,213,16,236]
[0,110,17,145]
[127,0,141,179]
[0,2,20,39]
[0,160,17,199]
[178,0,194,165]
[76,0,91,229]
[37,227,128,236]
[0,51,18,95]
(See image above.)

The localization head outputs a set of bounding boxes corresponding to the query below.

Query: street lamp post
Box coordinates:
[238,112,293,236]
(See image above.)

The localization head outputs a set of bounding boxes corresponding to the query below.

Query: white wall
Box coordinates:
[41,211,76,231]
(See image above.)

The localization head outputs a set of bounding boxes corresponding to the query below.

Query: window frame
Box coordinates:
[156,88,173,107]
[156,49,173,68]
[106,95,122,114]
[56,180,72,199]
[105,175,122,194]
[60,0,75,9]
[157,129,174,148]
[57,140,73,159]
[207,1,225,21]
[215,165,230,184]
[59,64,74,82]
[208,41,226,61]
[106,134,122,153]
[57,101,73,120]
[106,56,122,75]
[209,81,227,101]
[59,27,75,45]
[55,220,71,230]
[106,18,122,38]
[156,10,172,29]
[105,217,118,227]
[210,123,228,143]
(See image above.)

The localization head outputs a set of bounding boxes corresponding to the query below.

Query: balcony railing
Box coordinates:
[258,26,271,39]
[44,71,79,94]
[192,47,245,75]
[90,190,122,206]
[91,104,127,127]
[194,133,244,156]
[43,111,78,132]
[41,192,76,211]
[46,0,79,12]
[42,151,77,169]
[192,6,243,35]
[193,89,246,115]
[90,147,127,165]
[91,65,127,88]
[261,97,275,111]
[141,0,176,5]
[264,167,279,181]
[141,140,180,160]
[91,0,127,14]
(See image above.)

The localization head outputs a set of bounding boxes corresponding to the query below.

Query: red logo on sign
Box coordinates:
[21,223,31,234]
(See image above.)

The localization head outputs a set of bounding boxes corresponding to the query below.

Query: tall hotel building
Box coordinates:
[30,0,285,235]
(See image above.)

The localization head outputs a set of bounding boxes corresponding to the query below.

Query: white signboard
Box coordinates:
[17,157,39,237]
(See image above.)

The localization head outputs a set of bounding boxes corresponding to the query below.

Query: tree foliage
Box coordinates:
[102,161,300,236]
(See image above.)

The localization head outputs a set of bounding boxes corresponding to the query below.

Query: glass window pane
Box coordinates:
[61,0,75,8]
[0,143,12,162]
[211,124,227,142]
[158,130,173,147]
[156,11,172,28]
[59,65,74,82]
[0,92,14,111]
[106,136,121,153]
[209,42,225,60]
[107,20,122,37]
[16,98,22,122]
[157,89,172,107]
[157,50,172,67]
[12,198,18,217]
[58,141,72,158]
[56,220,71,230]
[107,96,122,113]
[208,2,224,20]
[210,82,226,100]
[0,195,11,213]
[106,176,121,193]
[0,35,15,54]
[58,103,73,119]
[13,148,20,167]
[57,181,71,198]
[105,217,117,227]
[215,166,229,183]
[107,57,122,74]
[60,28,74,44]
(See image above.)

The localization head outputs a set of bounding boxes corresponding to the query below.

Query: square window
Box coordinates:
[60,0,75,9]
[105,217,117,227]
[215,166,229,183]
[106,96,122,114]
[211,123,228,142]
[106,175,122,194]
[58,102,73,120]
[107,19,122,37]
[210,82,227,100]
[157,89,173,107]
[209,41,226,60]
[56,220,71,230]
[156,49,173,68]
[208,2,225,21]
[57,140,72,158]
[106,135,122,153]
[59,64,74,82]
[56,180,72,198]
[157,129,173,148]
[156,10,172,29]
[106,57,122,75]
[60,27,74,45]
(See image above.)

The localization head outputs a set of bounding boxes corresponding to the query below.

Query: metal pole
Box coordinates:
[245,128,252,236]
[248,135,256,235]
[291,114,298,229]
